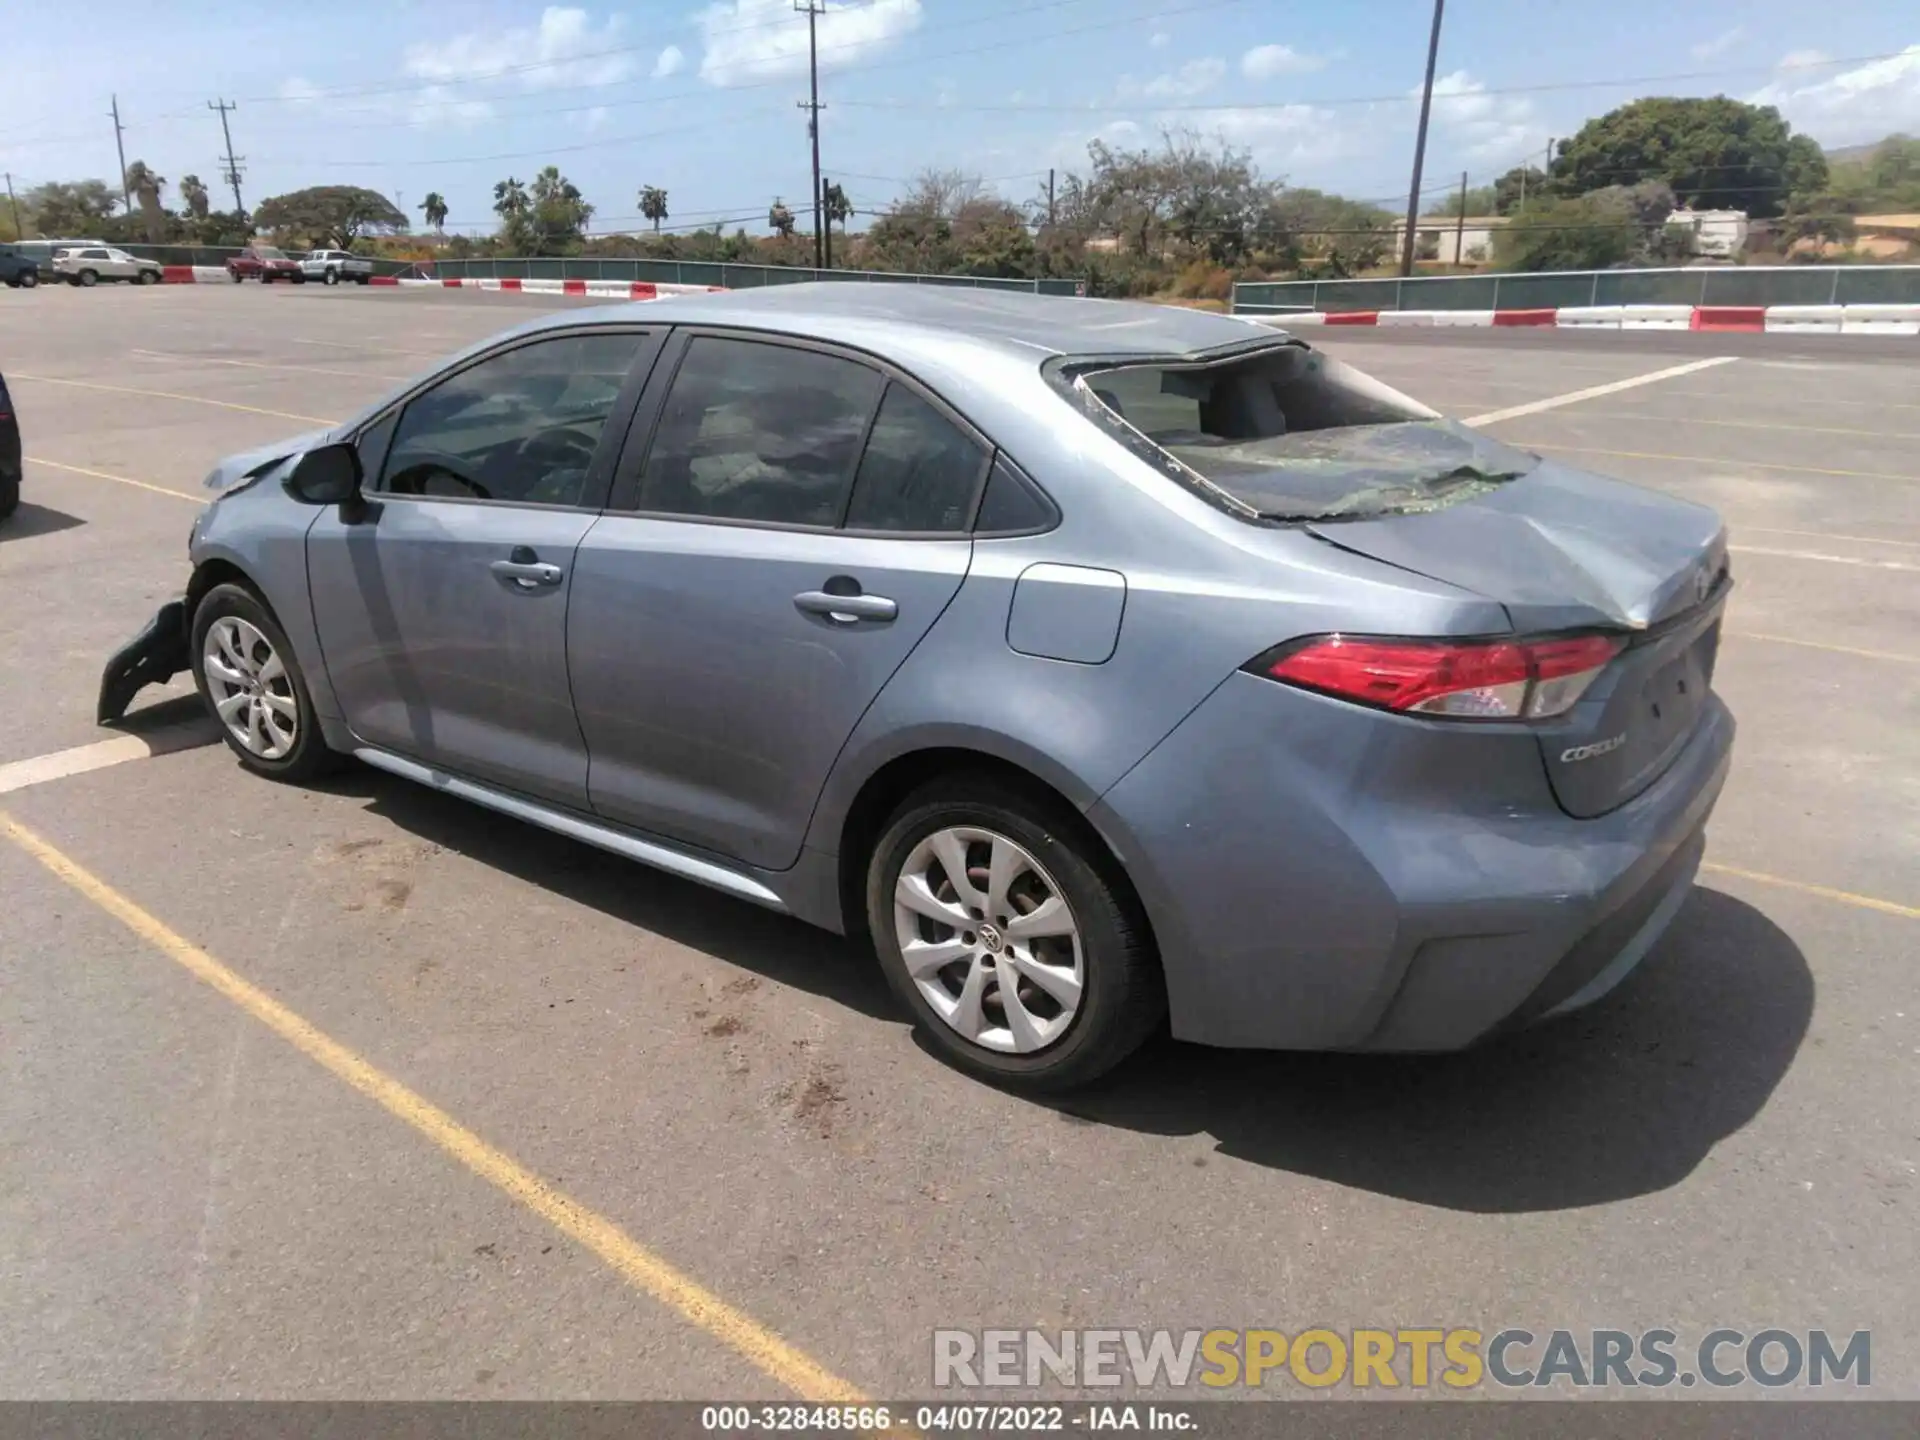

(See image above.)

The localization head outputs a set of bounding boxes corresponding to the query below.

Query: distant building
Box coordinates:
[1668,209,1749,258]
[1389,215,1507,266]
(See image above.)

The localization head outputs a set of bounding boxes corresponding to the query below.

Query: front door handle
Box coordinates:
[491,559,564,588]
[794,590,897,624]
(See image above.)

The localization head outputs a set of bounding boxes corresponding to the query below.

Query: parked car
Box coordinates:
[52,246,163,286]
[299,249,375,285]
[0,243,42,289]
[0,369,20,520]
[96,286,1735,1090]
[227,246,305,283]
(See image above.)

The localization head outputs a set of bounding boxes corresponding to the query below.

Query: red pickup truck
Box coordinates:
[226,245,306,283]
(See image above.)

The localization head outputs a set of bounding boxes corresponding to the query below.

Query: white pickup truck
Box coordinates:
[298,249,375,285]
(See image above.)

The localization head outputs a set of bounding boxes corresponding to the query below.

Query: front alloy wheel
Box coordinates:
[894,826,1085,1054]
[202,616,299,760]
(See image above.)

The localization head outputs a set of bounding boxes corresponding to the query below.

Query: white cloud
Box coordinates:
[698,0,922,87]
[1124,57,1227,100]
[1241,44,1325,80]
[1149,32,1170,49]
[278,77,324,105]
[278,73,493,128]
[1778,49,1832,70]
[1421,69,1547,164]
[1750,44,1920,145]
[403,7,637,91]
[1691,26,1745,61]
[1203,104,1350,170]
[653,44,686,78]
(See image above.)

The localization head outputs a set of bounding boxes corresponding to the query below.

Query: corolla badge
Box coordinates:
[1561,733,1627,763]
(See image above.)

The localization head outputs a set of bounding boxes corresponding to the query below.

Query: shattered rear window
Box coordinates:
[1056,343,1540,523]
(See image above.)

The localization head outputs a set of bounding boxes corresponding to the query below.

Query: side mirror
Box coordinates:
[284,442,363,506]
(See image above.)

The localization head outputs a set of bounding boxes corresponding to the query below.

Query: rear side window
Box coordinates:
[637,336,882,527]
[843,383,986,533]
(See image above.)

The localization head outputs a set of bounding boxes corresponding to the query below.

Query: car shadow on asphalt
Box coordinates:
[1048,887,1813,1213]
[0,503,85,542]
[324,765,901,1023]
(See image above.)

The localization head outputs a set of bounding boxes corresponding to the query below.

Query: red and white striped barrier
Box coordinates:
[1262,303,1920,335]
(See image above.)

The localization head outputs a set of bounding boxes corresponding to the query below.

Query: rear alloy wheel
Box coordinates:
[867,777,1163,1091]
[78,269,98,287]
[191,583,339,782]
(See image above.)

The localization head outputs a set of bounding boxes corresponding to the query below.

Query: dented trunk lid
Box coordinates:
[1308,460,1731,818]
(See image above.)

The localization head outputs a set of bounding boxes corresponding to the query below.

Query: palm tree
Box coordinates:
[179,174,210,220]
[768,197,795,238]
[639,185,669,233]
[492,177,530,219]
[124,160,167,243]
[419,191,448,231]
[823,182,852,237]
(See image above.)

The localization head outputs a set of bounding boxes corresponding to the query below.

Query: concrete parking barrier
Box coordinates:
[1839,303,1920,336]
[1322,311,1379,325]
[1554,306,1624,328]
[1377,310,1436,326]
[1763,304,1844,334]
[1618,304,1695,331]
[1492,308,1557,326]
[1691,305,1767,332]
[1429,310,1496,326]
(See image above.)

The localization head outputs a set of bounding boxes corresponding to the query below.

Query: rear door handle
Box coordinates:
[794,590,897,624]
[491,559,564,588]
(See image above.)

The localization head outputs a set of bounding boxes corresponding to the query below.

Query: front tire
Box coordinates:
[190,583,340,783]
[866,775,1163,1092]
[323,268,339,286]
[137,269,159,285]
[78,269,98,287]
[229,269,244,283]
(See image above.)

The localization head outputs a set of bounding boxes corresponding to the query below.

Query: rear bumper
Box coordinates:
[1089,672,1735,1052]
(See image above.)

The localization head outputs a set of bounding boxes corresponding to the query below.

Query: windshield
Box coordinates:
[1065,343,1539,522]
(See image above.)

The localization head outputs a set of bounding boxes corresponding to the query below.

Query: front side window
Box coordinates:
[380,332,646,507]
[636,336,883,527]
[843,383,986,533]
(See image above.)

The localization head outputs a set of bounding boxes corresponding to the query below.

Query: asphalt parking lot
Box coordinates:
[1,282,1916,1401]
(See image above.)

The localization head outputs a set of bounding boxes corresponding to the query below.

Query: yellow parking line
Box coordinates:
[1731,631,1919,665]
[1505,443,1917,485]
[7,373,337,426]
[0,811,866,1404]
[27,456,200,502]
[1701,862,1919,921]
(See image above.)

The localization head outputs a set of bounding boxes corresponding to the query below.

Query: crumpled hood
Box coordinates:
[203,425,341,494]
[1307,458,1729,632]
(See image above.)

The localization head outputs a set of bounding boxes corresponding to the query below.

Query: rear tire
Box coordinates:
[190,582,342,784]
[0,474,19,520]
[229,269,243,283]
[865,774,1164,1092]
[78,269,98,287]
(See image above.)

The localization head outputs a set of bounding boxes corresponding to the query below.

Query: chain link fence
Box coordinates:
[1233,266,1920,313]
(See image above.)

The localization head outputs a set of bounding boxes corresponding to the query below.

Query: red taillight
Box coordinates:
[1261,633,1623,720]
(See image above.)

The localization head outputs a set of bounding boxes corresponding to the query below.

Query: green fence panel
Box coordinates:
[1399,274,1499,310]
[1836,268,1919,304]
[1319,278,1404,311]
[1235,280,1316,309]
[1591,271,1693,305]
[1485,273,1588,309]
[672,262,724,287]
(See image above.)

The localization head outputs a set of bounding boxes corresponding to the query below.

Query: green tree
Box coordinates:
[419,191,449,231]
[123,161,167,242]
[253,185,408,247]
[179,174,211,221]
[639,185,669,232]
[767,198,796,238]
[1492,165,1549,216]
[23,180,118,236]
[1551,97,1826,219]
[1493,193,1640,271]
[527,167,592,253]
[823,181,853,233]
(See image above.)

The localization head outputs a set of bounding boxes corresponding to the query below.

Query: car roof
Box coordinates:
[522,282,1290,361]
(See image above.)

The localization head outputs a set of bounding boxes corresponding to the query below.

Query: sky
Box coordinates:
[2,0,1917,235]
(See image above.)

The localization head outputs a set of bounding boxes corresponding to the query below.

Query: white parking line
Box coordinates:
[0,720,219,797]
[1464,356,1740,427]
[1728,544,1920,573]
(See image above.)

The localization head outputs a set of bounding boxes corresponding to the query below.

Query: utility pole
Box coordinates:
[796,0,826,268]
[821,176,833,268]
[1518,137,1553,212]
[1047,168,1056,227]
[3,173,21,239]
[109,95,131,213]
[1398,0,1446,277]
[1454,170,1468,266]
[209,99,246,218]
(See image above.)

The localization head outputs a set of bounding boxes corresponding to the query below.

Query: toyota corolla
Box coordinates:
[98,285,1734,1090]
